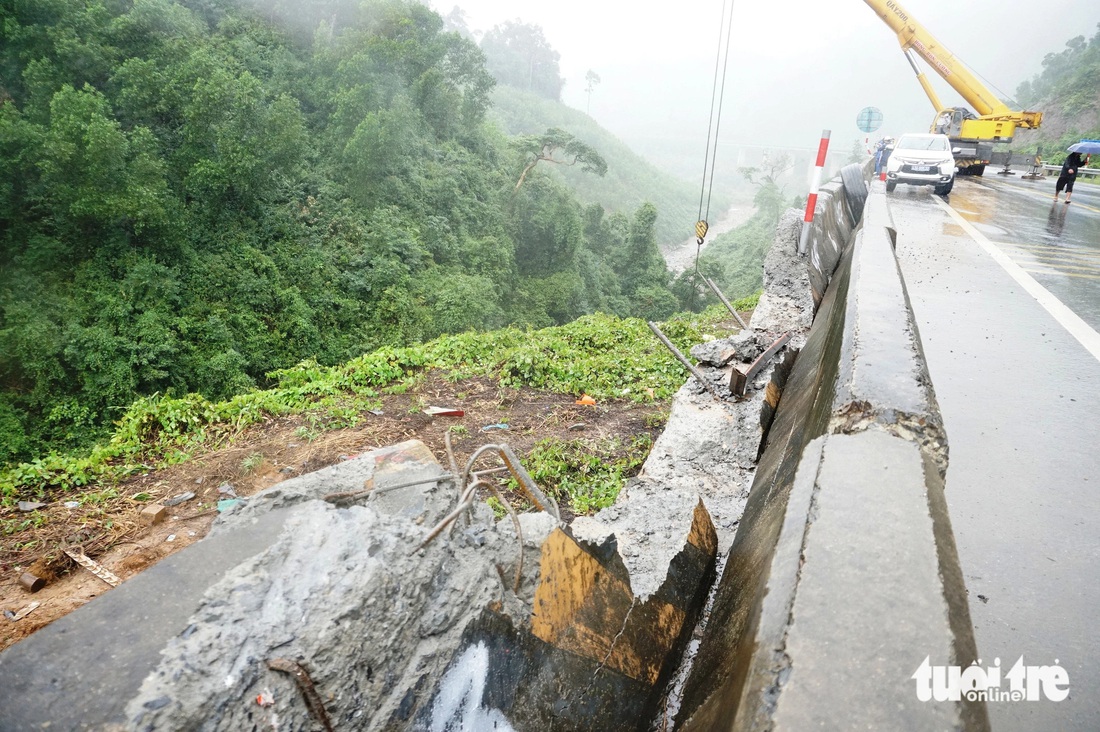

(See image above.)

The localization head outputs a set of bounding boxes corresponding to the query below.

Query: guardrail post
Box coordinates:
[798,129,831,256]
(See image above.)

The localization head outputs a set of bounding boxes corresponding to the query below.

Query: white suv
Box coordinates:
[885,133,956,196]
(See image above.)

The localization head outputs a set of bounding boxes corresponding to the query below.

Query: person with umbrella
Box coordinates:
[1055,140,1099,204]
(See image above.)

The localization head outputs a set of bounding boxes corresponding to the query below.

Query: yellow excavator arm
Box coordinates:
[862,0,1041,145]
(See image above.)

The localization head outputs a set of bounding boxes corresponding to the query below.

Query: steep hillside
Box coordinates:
[0,0,693,463]
[489,85,730,247]
[1012,24,1100,162]
[0,304,753,652]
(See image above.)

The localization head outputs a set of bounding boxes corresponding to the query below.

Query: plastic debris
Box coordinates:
[17,501,47,512]
[423,406,465,417]
[481,423,509,432]
[369,409,384,416]
[568,423,587,431]
[163,492,196,507]
[166,534,177,542]
[575,394,597,405]
[10,601,40,621]
[217,499,241,513]
[256,690,275,707]
[64,549,121,587]
[64,501,81,509]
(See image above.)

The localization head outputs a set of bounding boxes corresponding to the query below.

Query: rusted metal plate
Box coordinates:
[532,500,717,686]
[730,332,793,396]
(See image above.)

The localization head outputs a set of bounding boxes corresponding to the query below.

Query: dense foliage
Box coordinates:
[1013,24,1100,164]
[479,20,564,102]
[0,0,698,463]
[1015,24,1100,114]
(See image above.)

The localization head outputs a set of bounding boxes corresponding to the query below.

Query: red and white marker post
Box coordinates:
[798,129,831,255]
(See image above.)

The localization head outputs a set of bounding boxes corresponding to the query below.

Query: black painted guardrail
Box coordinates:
[674,171,989,731]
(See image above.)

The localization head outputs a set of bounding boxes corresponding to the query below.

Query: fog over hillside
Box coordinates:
[436,0,1097,173]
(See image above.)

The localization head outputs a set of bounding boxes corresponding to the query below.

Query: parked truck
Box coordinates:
[863,0,1042,175]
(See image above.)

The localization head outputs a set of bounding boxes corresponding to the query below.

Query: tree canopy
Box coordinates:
[479,20,564,101]
[513,127,608,190]
[0,0,686,463]
[1012,24,1100,162]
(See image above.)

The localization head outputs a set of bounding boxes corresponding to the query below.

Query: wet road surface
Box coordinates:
[886,176,1100,731]
[945,173,1100,331]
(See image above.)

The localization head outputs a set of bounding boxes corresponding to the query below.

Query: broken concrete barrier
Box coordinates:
[674,192,989,731]
[0,439,719,732]
[420,503,717,731]
[805,162,872,312]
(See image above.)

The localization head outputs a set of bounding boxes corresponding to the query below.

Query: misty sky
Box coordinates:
[431,0,1097,173]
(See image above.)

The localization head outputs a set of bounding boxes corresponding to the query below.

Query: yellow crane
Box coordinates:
[863,0,1042,175]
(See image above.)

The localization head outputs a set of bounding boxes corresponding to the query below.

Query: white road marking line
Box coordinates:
[993,241,1100,259]
[1022,268,1100,281]
[974,179,1100,213]
[934,196,1100,364]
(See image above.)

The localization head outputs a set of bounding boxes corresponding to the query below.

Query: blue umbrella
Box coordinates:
[1067,139,1100,155]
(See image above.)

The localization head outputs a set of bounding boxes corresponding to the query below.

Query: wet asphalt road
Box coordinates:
[947,173,1100,331]
[886,176,1100,731]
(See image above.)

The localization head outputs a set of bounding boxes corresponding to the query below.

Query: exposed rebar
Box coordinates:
[647,321,725,401]
[703,276,748,330]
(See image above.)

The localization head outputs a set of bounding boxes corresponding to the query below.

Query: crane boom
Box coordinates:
[862,0,1042,174]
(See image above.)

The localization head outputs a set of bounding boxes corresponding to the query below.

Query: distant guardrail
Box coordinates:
[1040,164,1100,179]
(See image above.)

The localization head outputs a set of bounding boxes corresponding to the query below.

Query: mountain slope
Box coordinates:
[489,85,729,246]
[1012,24,1100,162]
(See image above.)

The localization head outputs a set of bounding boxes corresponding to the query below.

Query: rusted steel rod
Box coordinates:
[704,276,748,330]
[266,658,334,732]
[647,321,725,401]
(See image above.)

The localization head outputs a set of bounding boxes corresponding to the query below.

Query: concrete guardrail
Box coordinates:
[674,168,990,731]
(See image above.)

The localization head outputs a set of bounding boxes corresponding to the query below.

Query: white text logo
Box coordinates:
[912,656,1069,702]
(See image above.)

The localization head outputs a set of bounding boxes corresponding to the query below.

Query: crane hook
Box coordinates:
[695,220,709,246]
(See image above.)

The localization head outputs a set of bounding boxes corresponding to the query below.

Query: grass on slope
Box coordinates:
[0,305,756,506]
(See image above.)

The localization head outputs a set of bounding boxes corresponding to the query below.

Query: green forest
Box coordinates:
[7,0,1090,479]
[0,0,747,465]
[1013,22,1100,163]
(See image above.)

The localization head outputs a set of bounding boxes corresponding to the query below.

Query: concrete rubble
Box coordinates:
[628,207,812,554]
[120,435,721,731]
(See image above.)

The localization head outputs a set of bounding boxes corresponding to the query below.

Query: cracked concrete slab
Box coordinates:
[675,190,988,732]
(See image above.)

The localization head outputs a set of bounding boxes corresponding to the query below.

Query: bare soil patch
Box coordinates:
[1,372,667,651]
